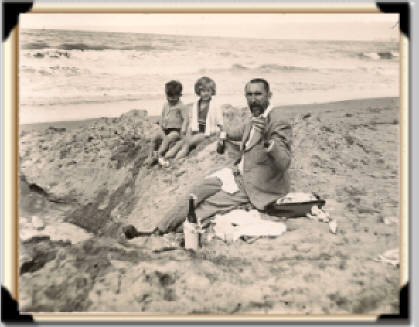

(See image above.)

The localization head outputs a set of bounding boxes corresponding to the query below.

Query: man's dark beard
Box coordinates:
[250,104,265,117]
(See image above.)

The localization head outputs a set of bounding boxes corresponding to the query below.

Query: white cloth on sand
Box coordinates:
[206,167,238,194]
[214,209,287,242]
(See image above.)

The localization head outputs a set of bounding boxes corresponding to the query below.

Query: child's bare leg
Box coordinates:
[165,139,184,159]
[149,131,163,153]
[176,133,206,159]
[158,131,180,157]
[145,132,163,167]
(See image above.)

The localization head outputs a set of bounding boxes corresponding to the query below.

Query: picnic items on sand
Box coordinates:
[213,209,287,243]
[266,192,326,218]
[305,202,338,234]
[122,191,335,247]
[306,204,330,222]
[276,192,318,203]
[266,192,337,234]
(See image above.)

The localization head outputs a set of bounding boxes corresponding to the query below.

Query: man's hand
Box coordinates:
[264,139,275,152]
[251,116,266,133]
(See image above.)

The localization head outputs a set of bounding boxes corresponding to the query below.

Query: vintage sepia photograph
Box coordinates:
[12,6,406,320]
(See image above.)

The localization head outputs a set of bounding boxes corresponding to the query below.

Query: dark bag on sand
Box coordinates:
[265,193,326,218]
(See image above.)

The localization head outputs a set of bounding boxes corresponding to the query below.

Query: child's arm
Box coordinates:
[215,103,224,133]
[160,104,167,130]
[180,105,189,135]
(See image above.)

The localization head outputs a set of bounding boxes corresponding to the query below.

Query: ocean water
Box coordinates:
[19,29,399,124]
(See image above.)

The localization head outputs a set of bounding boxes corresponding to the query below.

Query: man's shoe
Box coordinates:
[122,225,160,239]
[122,225,140,239]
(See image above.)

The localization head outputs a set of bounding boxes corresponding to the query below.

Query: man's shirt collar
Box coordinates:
[262,105,273,118]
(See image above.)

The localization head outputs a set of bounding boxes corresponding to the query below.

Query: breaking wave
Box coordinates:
[57,43,113,51]
[22,41,51,50]
[257,64,318,72]
[203,63,319,75]
[22,41,113,51]
[358,51,399,60]
[22,41,168,52]
[121,45,166,51]
[231,63,249,70]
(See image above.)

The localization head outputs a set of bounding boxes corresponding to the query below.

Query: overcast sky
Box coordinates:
[20,13,399,41]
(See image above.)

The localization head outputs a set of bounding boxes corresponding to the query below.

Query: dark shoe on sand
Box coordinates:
[122,225,160,239]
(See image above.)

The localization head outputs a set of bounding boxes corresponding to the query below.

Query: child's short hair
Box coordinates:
[165,80,183,97]
[194,76,216,96]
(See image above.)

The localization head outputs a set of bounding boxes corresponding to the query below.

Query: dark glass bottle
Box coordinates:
[187,194,197,223]
[184,193,200,250]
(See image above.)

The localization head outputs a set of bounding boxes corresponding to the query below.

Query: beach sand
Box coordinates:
[18,96,401,315]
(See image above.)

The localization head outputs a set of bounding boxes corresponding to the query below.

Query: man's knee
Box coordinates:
[189,177,223,201]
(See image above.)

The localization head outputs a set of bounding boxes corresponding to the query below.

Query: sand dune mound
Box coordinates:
[18,98,400,314]
[19,109,159,233]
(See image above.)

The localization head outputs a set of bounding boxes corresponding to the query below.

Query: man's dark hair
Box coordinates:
[165,80,183,97]
[248,78,270,93]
